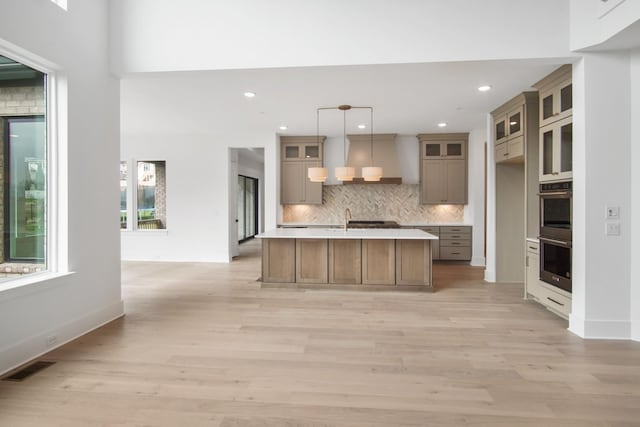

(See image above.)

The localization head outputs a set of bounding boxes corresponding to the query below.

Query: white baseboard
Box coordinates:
[484,269,496,282]
[0,300,124,376]
[470,256,486,267]
[569,314,631,339]
[631,320,640,342]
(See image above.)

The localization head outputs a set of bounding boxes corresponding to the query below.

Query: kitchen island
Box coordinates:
[257,228,438,290]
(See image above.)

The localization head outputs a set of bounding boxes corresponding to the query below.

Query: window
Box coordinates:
[120,161,128,229]
[0,55,47,279]
[237,175,258,242]
[136,161,166,230]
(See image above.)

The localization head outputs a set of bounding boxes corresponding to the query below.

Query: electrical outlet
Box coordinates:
[606,222,620,236]
[606,206,620,219]
[46,335,57,347]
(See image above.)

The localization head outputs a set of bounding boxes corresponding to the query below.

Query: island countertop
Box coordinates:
[256,228,439,240]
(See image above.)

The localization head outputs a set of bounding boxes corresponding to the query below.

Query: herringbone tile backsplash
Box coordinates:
[283,184,464,224]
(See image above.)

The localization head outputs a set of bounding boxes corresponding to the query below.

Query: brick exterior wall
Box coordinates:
[0,84,46,273]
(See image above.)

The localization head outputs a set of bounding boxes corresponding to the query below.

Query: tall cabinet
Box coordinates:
[280,136,325,205]
[491,92,539,282]
[416,133,468,205]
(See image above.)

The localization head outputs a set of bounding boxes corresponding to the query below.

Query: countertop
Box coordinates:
[279,223,472,228]
[257,228,439,240]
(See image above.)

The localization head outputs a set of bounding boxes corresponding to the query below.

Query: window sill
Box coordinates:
[0,271,76,302]
[121,229,169,235]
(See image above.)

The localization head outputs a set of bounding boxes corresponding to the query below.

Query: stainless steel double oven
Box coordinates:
[539,181,572,293]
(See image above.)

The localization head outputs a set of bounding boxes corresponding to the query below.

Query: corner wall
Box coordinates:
[631,48,640,341]
[570,52,632,339]
[0,1,122,374]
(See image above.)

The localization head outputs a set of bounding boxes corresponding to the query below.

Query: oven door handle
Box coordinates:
[539,236,572,248]
[537,191,572,196]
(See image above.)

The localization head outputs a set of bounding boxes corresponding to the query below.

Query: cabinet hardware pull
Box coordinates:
[528,246,537,250]
[547,296,564,306]
[452,252,461,255]
[503,153,509,156]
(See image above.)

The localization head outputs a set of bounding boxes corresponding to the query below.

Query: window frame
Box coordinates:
[0,43,68,292]
[120,158,168,233]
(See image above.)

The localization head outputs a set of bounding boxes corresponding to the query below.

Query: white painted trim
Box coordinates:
[471,256,486,267]
[631,320,640,342]
[569,313,586,337]
[569,314,631,339]
[484,269,496,282]
[0,300,124,376]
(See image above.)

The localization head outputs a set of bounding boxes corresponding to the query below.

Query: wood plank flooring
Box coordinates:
[2,239,640,426]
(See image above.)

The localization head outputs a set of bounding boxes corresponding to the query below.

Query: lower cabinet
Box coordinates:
[295,239,328,283]
[261,239,295,283]
[362,240,396,285]
[525,240,571,319]
[395,240,431,286]
[412,225,472,261]
[328,239,361,284]
[439,226,472,261]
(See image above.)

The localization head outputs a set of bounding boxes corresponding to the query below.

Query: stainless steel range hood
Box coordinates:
[345,133,402,184]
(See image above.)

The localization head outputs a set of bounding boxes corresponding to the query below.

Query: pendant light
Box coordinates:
[307,107,328,182]
[361,106,382,181]
[335,105,355,181]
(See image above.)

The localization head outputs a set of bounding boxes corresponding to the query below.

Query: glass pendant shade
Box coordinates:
[362,166,383,182]
[335,166,355,181]
[307,166,328,182]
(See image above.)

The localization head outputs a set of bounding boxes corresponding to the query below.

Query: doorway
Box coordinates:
[237,175,258,242]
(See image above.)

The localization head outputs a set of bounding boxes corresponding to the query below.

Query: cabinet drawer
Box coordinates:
[440,239,470,248]
[419,227,440,235]
[495,142,508,162]
[440,226,470,234]
[532,283,571,318]
[507,135,524,159]
[439,246,471,260]
[526,242,539,253]
[439,233,469,241]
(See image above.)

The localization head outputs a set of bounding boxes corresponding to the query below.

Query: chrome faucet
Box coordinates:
[344,208,352,230]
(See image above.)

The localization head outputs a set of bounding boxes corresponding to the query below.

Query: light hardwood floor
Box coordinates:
[2,239,640,426]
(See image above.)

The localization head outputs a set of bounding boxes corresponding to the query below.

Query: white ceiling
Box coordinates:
[123,57,574,143]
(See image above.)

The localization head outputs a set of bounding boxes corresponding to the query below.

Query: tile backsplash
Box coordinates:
[283,184,464,224]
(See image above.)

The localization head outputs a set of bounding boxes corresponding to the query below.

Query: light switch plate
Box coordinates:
[606,206,620,219]
[606,222,620,236]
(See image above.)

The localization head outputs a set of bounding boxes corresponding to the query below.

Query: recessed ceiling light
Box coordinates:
[437,122,447,128]
[279,125,288,130]
[357,124,366,129]
[244,91,256,98]
[477,85,492,92]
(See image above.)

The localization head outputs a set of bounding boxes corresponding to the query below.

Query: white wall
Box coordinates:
[631,48,640,341]
[570,0,640,50]
[465,129,487,267]
[121,129,275,263]
[0,1,122,374]
[570,52,632,338]
[110,0,570,75]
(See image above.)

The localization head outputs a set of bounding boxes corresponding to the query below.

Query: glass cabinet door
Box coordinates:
[495,116,507,144]
[445,142,464,158]
[539,117,572,182]
[284,144,300,159]
[304,144,320,159]
[424,143,442,158]
[507,106,524,139]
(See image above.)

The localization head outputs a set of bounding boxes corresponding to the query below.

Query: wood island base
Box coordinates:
[260,232,434,290]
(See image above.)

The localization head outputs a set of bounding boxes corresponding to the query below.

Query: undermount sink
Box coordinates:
[347,220,400,229]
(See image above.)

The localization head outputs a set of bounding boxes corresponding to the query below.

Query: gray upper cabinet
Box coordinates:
[491,92,538,164]
[417,133,468,205]
[534,65,573,183]
[280,136,325,205]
